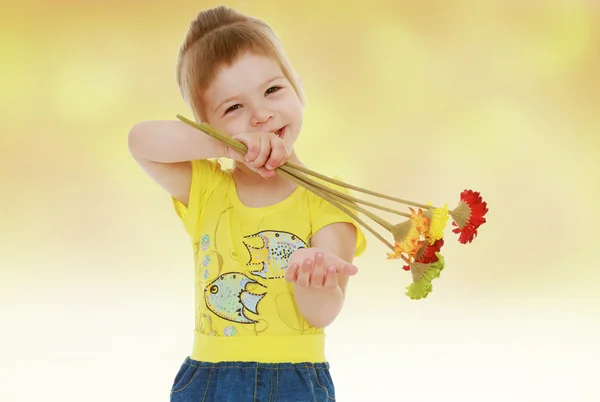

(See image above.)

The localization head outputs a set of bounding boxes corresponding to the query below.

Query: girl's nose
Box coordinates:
[251,107,274,126]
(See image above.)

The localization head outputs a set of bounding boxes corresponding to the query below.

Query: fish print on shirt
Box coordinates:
[204,272,266,324]
[242,230,308,279]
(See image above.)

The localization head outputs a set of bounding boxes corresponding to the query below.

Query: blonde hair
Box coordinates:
[176,6,304,122]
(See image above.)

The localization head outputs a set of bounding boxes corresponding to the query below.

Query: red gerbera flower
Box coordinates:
[402,238,444,270]
[450,189,488,244]
[452,223,478,244]
[416,238,444,263]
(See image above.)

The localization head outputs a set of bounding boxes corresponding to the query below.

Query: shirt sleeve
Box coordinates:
[172,159,226,242]
[309,176,367,258]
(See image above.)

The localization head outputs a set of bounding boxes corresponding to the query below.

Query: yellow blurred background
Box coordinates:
[1,0,598,401]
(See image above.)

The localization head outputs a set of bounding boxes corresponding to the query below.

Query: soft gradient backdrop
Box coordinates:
[2,0,599,401]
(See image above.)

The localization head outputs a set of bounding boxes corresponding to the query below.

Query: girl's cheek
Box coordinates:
[224,121,245,136]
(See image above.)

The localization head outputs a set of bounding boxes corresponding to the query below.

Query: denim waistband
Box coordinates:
[183,356,331,370]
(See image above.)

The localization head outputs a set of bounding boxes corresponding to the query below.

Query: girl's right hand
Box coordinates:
[227,132,289,179]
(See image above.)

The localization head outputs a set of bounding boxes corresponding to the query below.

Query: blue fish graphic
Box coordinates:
[204,272,266,324]
[243,230,308,279]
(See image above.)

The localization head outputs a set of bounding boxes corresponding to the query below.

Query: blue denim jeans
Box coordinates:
[170,357,336,401]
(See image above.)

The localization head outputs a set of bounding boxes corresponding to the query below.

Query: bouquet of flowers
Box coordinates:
[176,115,489,300]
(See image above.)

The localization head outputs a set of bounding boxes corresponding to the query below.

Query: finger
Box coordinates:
[227,148,246,162]
[323,265,339,290]
[265,137,287,170]
[252,135,271,169]
[310,252,325,288]
[296,258,313,288]
[285,263,300,283]
[256,165,276,179]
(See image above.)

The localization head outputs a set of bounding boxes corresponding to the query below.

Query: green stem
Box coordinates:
[280,166,410,218]
[177,114,431,209]
[278,169,394,250]
[281,166,394,233]
[284,161,432,210]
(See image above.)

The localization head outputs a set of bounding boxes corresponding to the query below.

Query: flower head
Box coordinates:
[386,208,429,260]
[410,207,429,233]
[450,190,488,244]
[424,203,449,245]
[415,239,444,264]
[405,252,445,300]
[403,238,444,271]
[387,236,420,260]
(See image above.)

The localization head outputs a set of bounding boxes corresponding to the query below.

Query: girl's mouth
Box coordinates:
[275,126,286,138]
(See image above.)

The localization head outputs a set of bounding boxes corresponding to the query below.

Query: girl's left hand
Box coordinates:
[285,248,358,289]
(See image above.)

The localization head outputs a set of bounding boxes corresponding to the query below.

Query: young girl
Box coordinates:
[128,6,366,401]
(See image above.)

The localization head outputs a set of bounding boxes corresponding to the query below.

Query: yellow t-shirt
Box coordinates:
[172,159,366,363]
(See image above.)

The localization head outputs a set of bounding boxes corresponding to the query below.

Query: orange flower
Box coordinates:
[386,208,429,260]
[387,237,420,260]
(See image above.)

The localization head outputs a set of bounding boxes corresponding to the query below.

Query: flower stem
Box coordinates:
[284,160,433,209]
[280,166,395,233]
[178,116,248,154]
[281,164,410,218]
[277,169,394,250]
[278,164,407,224]
[177,115,398,249]
[176,115,435,210]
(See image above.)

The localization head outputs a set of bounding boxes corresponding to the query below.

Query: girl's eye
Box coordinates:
[265,86,281,95]
[225,104,241,114]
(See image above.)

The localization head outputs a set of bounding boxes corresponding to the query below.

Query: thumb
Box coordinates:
[337,262,358,276]
[226,147,246,163]
[256,166,276,179]
[325,254,358,276]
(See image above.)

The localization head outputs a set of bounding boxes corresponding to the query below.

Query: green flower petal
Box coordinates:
[405,253,445,300]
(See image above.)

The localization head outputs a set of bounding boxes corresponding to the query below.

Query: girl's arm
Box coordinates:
[128,120,228,206]
[288,222,358,329]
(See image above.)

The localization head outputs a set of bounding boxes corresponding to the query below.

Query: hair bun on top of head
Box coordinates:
[176,6,304,121]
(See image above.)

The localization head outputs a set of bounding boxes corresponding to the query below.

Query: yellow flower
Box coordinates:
[424,203,449,245]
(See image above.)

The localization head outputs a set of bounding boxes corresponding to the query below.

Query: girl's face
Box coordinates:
[201,51,304,153]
